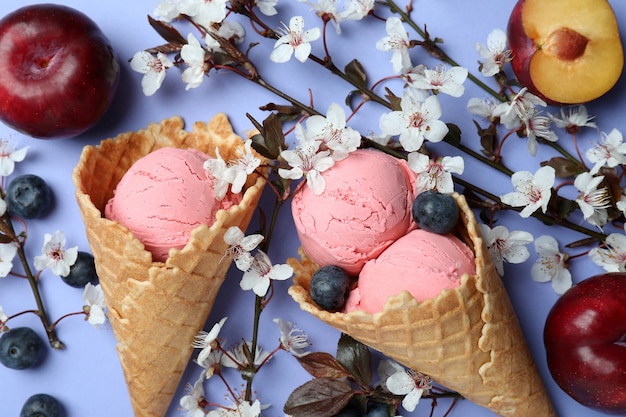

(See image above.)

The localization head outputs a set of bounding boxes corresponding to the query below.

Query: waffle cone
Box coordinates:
[288,193,556,417]
[72,114,266,417]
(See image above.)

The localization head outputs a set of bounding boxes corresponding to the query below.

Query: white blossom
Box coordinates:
[270,16,320,63]
[500,166,555,218]
[181,33,206,90]
[549,105,597,133]
[386,366,431,412]
[83,283,107,326]
[278,133,335,195]
[467,97,499,122]
[379,91,448,152]
[130,51,173,96]
[0,141,28,177]
[474,28,511,76]
[206,400,261,417]
[193,317,228,365]
[0,242,18,278]
[274,318,311,357]
[230,140,261,193]
[531,235,572,294]
[406,64,468,97]
[574,172,610,228]
[525,110,558,156]
[376,16,411,73]
[195,349,223,379]
[478,224,533,276]
[239,251,292,296]
[304,103,360,161]
[256,0,278,16]
[224,226,264,271]
[205,21,246,53]
[180,376,207,417]
[299,0,344,34]
[493,87,547,130]
[586,128,626,175]
[407,152,463,194]
[178,0,227,27]
[33,231,78,277]
[0,305,7,324]
[154,0,181,21]
[589,232,626,272]
[204,147,236,200]
[339,0,375,20]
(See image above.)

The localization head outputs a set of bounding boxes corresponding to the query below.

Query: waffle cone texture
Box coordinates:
[288,193,556,417]
[72,114,266,417]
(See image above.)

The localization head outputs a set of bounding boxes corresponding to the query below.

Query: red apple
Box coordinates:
[544,273,626,414]
[0,4,120,139]
[507,0,623,105]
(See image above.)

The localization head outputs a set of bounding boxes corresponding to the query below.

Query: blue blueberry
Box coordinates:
[5,174,53,219]
[412,190,459,234]
[61,251,98,288]
[333,405,363,417]
[365,402,393,417]
[310,265,350,311]
[20,393,62,417]
[0,327,44,369]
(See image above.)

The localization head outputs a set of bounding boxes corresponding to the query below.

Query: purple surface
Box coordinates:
[0,1,624,416]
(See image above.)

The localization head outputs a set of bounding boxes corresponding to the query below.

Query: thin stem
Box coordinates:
[3,213,63,349]
[243,195,285,400]
[454,176,606,242]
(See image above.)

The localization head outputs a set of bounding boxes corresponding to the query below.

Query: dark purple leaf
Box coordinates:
[284,378,354,417]
[296,352,352,379]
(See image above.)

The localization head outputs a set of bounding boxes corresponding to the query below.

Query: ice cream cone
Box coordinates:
[288,193,556,417]
[72,114,266,417]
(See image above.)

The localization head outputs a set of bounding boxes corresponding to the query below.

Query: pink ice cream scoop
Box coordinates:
[104,147,241,262]
[291,148,416,275]
[344,228,476,314]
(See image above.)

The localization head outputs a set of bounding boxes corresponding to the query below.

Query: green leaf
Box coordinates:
[283,378,354,417]
[344,59,367,88]
[336,334,372,388]
[297,352,353,379]
[147,15,186,46]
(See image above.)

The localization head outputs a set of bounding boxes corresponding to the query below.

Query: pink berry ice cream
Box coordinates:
[291,149,417,275]
[344,228,476,314]
[104,147,242,262]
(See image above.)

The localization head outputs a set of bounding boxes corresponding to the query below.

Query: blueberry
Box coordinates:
[20,393,62,417]
[412,190,459,234]
[333,405,363,417]
[61,251,98,288]
[6,174,53,219]
[365,402,393,417]
[310,265,350,311]
[0,327,44,369]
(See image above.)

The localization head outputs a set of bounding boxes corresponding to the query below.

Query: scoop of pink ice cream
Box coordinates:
[292,149,416,276]
[344,228,476,314]
[105,147,241,262]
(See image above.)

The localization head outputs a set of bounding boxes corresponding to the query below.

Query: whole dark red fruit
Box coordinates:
[544,273,626,414]
[0,4,120,138]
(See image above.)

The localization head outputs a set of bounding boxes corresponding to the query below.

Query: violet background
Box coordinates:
[0,1,624,416]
